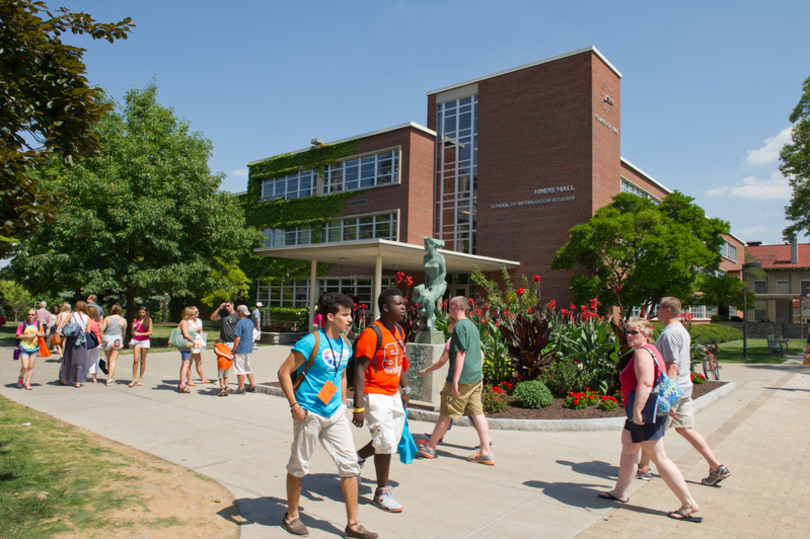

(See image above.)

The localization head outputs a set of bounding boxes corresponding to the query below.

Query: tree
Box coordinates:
[551,192,747,318]
[0,0,134,256]
[782,74,810,241]
[0,279,34,321]
[6,83,265,332]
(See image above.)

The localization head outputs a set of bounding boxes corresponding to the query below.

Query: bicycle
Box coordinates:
[702,349,721,380]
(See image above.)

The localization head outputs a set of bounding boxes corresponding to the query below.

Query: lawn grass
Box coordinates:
[0,395,142,538]
[714,338,803,364]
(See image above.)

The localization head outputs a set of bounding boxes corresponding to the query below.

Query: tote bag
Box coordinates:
[398,410,418,465]
[169,326,193,349]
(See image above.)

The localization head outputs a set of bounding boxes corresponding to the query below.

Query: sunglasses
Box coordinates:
[626,330,641,335]
[27,313,36,316]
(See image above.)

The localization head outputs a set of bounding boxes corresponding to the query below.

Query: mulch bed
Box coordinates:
[260,380,727,420]
[485,380,726,420]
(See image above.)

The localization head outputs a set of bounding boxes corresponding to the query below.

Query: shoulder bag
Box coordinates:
[170,325,194,349]
[645,345,685,417]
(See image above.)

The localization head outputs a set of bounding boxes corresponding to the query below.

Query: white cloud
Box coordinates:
[229,169,249,177]
[745,127,792,166]
[705,171,791,200]
[736,225,768,236]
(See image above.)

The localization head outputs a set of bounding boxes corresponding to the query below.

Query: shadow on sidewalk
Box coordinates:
[524,480,628,509]
[220,496,344,536]
[556,460,619,480]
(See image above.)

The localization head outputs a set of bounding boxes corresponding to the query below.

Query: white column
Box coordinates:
[373,253,383,321]
[308,259,317,329]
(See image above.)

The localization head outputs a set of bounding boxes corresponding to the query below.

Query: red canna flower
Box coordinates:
[533,274,540,283]
[516,287,525,296]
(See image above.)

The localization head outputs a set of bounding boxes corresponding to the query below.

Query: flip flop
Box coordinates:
[136,380,143,386]
[187,382,196,387]
[667,511,703,523]
[598,491,629,503]
[128,381,136,387]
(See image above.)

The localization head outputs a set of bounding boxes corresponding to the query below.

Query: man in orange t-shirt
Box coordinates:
[352,289,410,514]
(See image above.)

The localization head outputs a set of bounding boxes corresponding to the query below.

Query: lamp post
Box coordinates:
[742,262,761,361]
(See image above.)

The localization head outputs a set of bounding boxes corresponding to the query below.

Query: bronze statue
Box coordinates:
[413,237,447,332]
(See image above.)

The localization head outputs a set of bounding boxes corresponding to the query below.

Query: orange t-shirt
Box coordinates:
[355,321,409,395]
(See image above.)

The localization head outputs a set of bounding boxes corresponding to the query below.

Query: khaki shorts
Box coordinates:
[364,392,406,455]
[440,380,484,420]
[232,353,252,375]
[667,395,696,429]
[286,405,360,478]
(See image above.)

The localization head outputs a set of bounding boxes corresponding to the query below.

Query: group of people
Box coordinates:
[13,295,264,392]
[599,296,731,523]
[277,291,492,538]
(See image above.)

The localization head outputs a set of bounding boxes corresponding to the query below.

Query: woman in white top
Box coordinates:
[187,306,210,385]
[100,304,127,386]
[53,303,71,359]
[58,300,90,388]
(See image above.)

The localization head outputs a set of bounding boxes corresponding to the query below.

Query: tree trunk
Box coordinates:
[125,287,136,341]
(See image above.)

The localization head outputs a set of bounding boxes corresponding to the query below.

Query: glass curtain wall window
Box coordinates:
[324,150,400,194]
[324,213,397,243]
[261,170,315,201]
[258,277,395,308]
[435,95,477,254]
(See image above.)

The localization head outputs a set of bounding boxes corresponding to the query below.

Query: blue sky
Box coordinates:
[64,0,810,245]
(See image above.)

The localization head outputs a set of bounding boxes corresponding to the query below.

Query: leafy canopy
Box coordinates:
[0,0,134,256]
[781,74,810,241]
[551,192,746,316]
[6,82,264,326]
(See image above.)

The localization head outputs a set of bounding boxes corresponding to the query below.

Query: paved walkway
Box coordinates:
[1,343,806,538]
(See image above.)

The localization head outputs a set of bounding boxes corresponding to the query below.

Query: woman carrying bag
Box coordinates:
[15,309,44,390]
[59,301,90,388]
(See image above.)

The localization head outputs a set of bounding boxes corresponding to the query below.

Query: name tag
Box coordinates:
[317,379,338,405]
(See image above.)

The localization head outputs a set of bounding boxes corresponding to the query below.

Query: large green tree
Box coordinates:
[7,83,264,330]
[0,0,134,256]
[781,74,810,241]
[551,192,748,317]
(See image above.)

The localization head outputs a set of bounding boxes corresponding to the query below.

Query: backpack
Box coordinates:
[346,322,404,389]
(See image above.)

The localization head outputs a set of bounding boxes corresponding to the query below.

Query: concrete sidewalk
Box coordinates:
[0,344,804,538]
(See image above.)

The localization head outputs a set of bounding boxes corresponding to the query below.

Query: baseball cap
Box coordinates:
[236,305,250,315]
[256,302,263,307]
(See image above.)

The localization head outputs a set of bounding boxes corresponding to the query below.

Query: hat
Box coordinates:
[256,302,263,307]
[236,305,250,315]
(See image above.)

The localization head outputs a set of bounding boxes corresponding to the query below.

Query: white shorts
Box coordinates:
[103,335,124,350]
[232,353,252,375]
[667,395,696,429]
[132,339,150,349]
[364,392,406,455]
[286,405,360,478]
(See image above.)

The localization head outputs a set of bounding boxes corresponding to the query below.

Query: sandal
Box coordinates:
[187,382,196,387]
[667,510,703,523]
[177,386,191,393]
[128,380,136,387]
[281,512,309,536]
[598,491,629,503]
[106,376,115,386]
[136,380,143,386]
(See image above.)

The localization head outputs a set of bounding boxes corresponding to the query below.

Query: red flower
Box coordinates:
[516,287,525,296]
[533,274,540,283]
[547,299,557,310]
[570,303,577,311]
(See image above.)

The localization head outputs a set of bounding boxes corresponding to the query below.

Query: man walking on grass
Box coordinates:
[417,296,494,465]
[353,289,410,513]
[637,296,731,486]
[277,292,377,539]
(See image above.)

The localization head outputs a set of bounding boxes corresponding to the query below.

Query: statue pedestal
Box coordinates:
[414,330,445,344]
[407,342,447,409]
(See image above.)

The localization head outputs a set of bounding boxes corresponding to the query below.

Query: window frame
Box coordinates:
[323,147,402,195]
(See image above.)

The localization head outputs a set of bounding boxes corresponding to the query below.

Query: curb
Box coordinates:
[255,381,737,432]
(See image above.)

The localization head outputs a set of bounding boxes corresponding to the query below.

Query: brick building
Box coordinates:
[746,241,810,324]
[247,46,744,321]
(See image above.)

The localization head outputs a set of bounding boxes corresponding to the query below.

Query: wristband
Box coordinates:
[290,402,299,408]
[400,386,411,395]
[352,407,365,413]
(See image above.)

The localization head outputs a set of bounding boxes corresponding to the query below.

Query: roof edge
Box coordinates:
[620,157,673,195]
[426,46,622,96]
[248,122,436,166]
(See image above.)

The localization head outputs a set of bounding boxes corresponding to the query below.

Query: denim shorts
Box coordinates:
[180,350,192,361]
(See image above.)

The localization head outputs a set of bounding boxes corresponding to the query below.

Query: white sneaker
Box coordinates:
[373,485,403,513]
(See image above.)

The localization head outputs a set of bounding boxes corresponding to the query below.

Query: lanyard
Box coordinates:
[381,322,406,355]
[321,330,344,381]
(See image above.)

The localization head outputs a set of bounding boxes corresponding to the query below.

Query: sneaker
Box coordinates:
[373,485,403,513]
[636,467,653,481]
[16,377,24,388]
[357,452,366,469]
[416,441,436,459]
[701,464,731,486]
[232,388,245,395]
[24,383,32,390]
[245,385,256,393]
[466,451,495,466]
[344,523,378,539]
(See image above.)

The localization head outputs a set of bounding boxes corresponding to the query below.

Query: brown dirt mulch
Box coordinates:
[485,381,727,420]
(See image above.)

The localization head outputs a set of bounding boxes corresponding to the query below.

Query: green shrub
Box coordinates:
[690,323,742,343]
[482,385,510,412]
[710,314,729,322]
[541,359,591,397]
[730,315,743,322]
[513,380,553,409]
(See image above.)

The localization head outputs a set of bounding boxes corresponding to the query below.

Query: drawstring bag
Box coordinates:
[398,410,418,465]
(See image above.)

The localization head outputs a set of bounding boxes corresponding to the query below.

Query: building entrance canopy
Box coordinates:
[254,238,520,321]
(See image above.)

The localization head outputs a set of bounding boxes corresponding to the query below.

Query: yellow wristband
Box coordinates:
[352,407,365,413]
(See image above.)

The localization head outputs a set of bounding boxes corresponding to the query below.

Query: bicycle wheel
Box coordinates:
[703,358,710,379]
[712,358,721,380]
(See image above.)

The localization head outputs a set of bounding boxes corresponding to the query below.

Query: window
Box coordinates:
[729,306,738,317]
[324,150,400,194]
[753,280,767,294]
[776,280,790,294]
[258,280,311,308]
[621,179,660,203]
[435,95,478,254]
[261,169,315,201]
[802,280,810,297]
[719,240,738,263]
[258,277,395,309]
[691,305,706,319]
[323,212,397,243]
[263,226,312,247]
[754,308,767,321]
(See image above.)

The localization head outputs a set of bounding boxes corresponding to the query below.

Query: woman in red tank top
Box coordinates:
[598,317,702,523]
